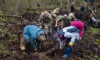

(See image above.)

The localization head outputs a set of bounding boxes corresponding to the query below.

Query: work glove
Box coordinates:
[68,42,73,47]
[45,25,48,28]
[34,48,37,51]
[39,25,42,29]
[20,46,25,50]
[55,24,57,27]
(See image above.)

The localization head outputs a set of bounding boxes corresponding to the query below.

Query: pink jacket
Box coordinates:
[71,20,84,38]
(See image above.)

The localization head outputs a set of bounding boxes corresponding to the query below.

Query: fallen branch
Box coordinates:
[30,42,59,59]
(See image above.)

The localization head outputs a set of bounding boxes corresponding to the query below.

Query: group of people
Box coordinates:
[22,1,99,59]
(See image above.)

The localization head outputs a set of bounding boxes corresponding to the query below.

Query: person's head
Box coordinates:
[68,13,76,20]
[80,3,83,6]
[56,8,60,11]
[54,33,62,41]
[54,30,64,41]
[71,2,75,5]
[63,14,67,19]
[38,32,46,41]
[43,11,49,18]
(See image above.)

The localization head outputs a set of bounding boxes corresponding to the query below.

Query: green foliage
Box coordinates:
[0,45,6,54]
[0,10,3,14]
[89,27,100,34]
[7,31,17,40]
[94,39,100,45]
[0,10,4,21]
[89,54,100,60]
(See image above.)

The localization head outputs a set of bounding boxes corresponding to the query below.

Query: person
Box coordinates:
[39,11,53,36]
[54,26,81,58]
[80,3,85,20]
[55,14,67,29]
[70,19,87,39]
[90,12,100,27]
[90,0,94,7]
[84,0,88,8]
[51,8,60,18]
[23,25,46,53]
[91,4,97,16]
[37,3,40,7]
[67,13,76,23]
[70,2,75,13]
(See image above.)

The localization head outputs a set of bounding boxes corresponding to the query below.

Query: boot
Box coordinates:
[62,47,72,58]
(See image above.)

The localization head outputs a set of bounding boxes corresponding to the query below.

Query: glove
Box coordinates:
[20,46,25,50]
[55,24,57,27]
[45,26,48,28]
[60,47,62,49]
[34,48,37,51]
[39,26,42,29]
[68,42,73,47]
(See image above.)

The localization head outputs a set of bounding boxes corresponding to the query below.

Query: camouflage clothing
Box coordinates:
[51,8,60,17]
[55,15,67,29]
[39,12,52,25]
[39,12,53,35]
[55,15,64,22]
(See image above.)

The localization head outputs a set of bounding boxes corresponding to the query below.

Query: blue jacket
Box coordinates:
[54,26,80,44]
[23,25,44,49]
[80,6,85,12]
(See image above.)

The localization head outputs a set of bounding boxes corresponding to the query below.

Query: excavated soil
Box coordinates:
[0,9,100,60]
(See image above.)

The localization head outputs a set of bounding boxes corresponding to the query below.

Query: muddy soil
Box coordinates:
[0,8,100,60]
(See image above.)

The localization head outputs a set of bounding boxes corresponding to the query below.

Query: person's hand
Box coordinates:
[34,48,37,51]
[79,37,82,40]
[20,46,25,50]
[61,26,63,28]
[68,42,73,47]
[55,24,57,27]
[39,25,42,29]
[60,47,62,49]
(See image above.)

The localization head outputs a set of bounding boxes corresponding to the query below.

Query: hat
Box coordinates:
[64,14,67,17]
[54,29,65,40]
[38,31,46,41]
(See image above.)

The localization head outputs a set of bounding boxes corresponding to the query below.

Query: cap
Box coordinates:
[64,14,67,17]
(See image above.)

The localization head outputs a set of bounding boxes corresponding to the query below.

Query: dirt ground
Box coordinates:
[0,8,100,60]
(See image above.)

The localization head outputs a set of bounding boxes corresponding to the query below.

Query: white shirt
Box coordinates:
[92,17,96,22]
[62,26,80,44]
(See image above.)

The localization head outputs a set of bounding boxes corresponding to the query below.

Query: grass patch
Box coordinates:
[89,27,100,34]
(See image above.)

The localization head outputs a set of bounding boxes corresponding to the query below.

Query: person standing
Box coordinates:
[70,2,75,13]
[80,3,85,20]
[39,11,53,36]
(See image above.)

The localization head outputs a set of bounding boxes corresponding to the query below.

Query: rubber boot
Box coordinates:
[62,47,72,58]
[25,42,32,54]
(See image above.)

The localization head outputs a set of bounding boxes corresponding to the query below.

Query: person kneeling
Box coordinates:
[23,25,46,54]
